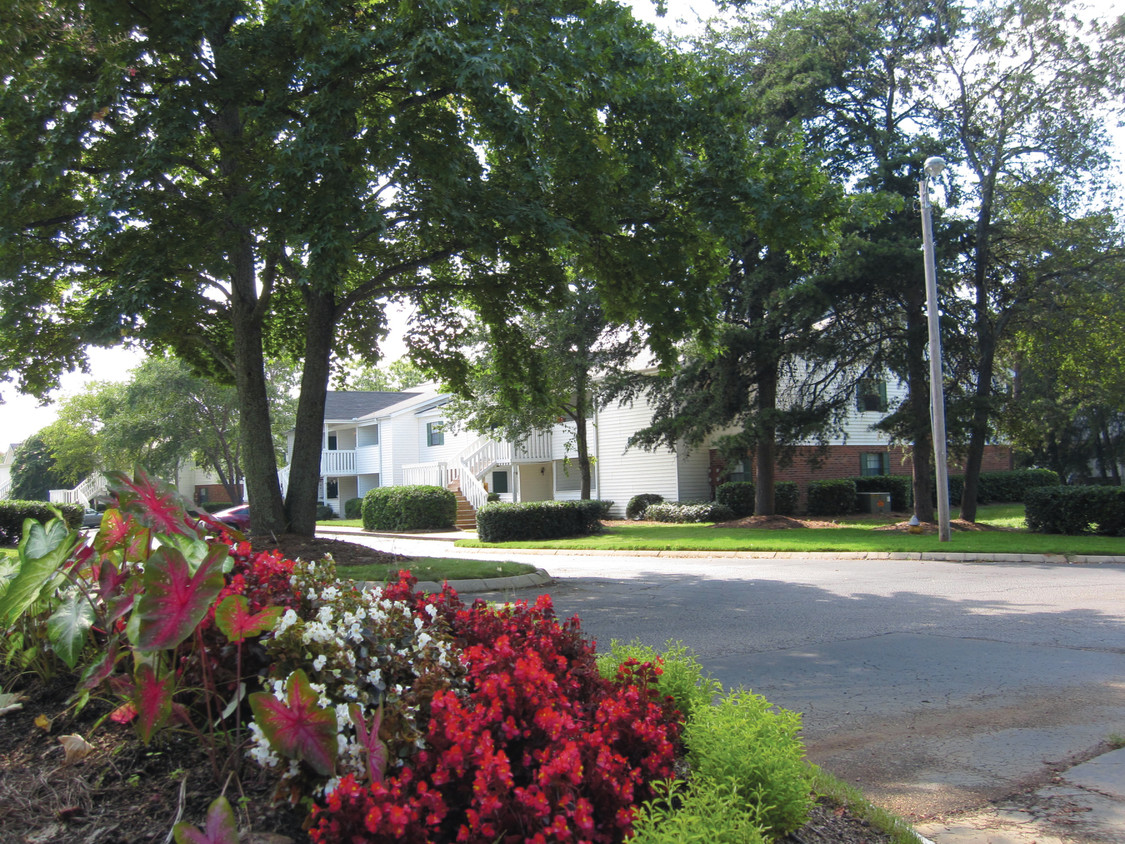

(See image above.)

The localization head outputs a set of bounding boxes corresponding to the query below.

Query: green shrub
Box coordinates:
[644,501,736,524]
[361,485,456,531]
[807,479,857,516]
[590,499,614,519]
[1026,485,1125,535]
[475,500,603,542]
[775,481,799,516]
[948,468,1061,505]
[316,504,337,521]
[596,640,722,724]
[682,689,812,837]
[630,778,766,844]
[0,501,83,546]
[851,474,913,512]
[627,493,664,520]
[343,497,364,519]
[716,482,755,518]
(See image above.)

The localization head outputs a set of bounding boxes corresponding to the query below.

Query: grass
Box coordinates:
[456,503,1125,556]
[809,766,922,844]
[337,557,537,583]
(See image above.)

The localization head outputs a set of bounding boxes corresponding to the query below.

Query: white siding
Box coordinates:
[594,396,680,517]
[676,442,712,502]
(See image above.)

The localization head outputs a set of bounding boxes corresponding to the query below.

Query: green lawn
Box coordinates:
[456,502,1125,557]
[338,557,537,583]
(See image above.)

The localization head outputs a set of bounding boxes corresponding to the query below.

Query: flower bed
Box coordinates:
[0,470,812,843]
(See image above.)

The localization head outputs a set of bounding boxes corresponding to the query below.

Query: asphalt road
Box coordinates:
[349,535,1125,822]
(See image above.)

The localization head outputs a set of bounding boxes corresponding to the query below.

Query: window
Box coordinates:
[727,457,752,483]
[426,421,445,447]
[327,433,338,450]
[491,470,509,494]
[326,478,339,499]
[856,378,888,413]
[860,453,889,477]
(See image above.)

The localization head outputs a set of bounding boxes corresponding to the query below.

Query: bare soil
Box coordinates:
[0,534,896,843]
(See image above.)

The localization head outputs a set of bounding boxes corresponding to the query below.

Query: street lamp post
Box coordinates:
[920,156,951,542]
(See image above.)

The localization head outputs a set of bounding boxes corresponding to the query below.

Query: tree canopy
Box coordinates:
[0,0,734,534]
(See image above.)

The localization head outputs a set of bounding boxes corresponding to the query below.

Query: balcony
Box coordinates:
[320,449,357,475]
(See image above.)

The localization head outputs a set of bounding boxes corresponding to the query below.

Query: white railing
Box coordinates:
[48,473,108,508]
[320,449,357,475]
[459,469,489,511]
[515,430,553,461]
[457,432,553,479]
[403,462,455,487]
[277,464,291,497]
[0,478,10,500]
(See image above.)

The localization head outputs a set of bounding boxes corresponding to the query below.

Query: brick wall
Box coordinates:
[709,445,1013,510]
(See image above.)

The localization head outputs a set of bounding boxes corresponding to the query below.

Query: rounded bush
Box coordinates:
[476,500,603,542]
[716,482,755,518]
[626,493,664,520]
[774,482,799,516]
[644,501,736,524]
[361,485,456,531]
[343,497,364,519]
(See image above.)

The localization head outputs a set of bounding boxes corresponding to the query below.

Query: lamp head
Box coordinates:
[923,156,946,179]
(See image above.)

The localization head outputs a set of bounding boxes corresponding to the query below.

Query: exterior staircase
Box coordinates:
[447,481,478,532]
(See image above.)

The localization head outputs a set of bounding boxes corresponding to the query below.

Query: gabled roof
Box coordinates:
[324,391,418,421]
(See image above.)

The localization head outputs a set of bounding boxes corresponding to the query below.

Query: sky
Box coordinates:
[0,0,1120,449]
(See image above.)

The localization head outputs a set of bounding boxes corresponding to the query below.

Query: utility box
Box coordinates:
[856,492,891,514]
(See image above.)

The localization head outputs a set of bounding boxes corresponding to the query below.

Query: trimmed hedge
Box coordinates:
[316,504,337,521]
[343,497,364,520]
[476,500,605,542]
[361,485,456,531]
[626,493,664,520]
[948,468,1060,505]
[644,501,736,524]
[851,474,913,512]
[0,500,84,546]
[1025,485,1125,535]
[807,479,857,517]
[775,481,799,516]
[716,482,755,519]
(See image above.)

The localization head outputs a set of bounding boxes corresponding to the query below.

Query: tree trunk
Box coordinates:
[960,304,996,523]
[285,287,338,536]
[754,363,779,516]
[230,237,286,534]
[904,286,935,522]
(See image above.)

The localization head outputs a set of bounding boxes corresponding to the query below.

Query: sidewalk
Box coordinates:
[914,747,1125,843]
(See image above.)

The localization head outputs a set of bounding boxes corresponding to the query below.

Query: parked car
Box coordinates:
[211,503,251,531]
[82,509,104,529]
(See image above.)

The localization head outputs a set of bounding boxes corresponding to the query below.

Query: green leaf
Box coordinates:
[0,517,80,625]
[249,669,338,776]
[47,591,96,669]
[125,546,224,652]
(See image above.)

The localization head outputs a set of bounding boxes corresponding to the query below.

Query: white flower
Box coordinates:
[312,653,328,672]
[275,608,299,635]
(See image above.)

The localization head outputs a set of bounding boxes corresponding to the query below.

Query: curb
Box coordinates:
[354,567,554,595]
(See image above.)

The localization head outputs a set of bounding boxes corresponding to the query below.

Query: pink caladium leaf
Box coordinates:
[214,595,282,644]
[125,545,225,652]
[172,795,239,844]
[105,469,195,537]
[94,507,132,552]
[133,662,174,744]
[249,669,338,776]
[79,640,122,691]
[349,702,388,784]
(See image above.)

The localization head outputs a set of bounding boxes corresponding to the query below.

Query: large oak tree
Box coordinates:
[0,0,724,534]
